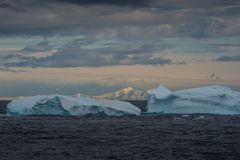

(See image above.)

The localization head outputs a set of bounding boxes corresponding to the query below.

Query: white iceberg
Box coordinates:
[7,95,141,116]
[147,85,240,115]
[148,85,172,102]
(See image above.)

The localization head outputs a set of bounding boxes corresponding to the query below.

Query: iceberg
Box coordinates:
[148,85,172,102]
[7,95,141,116]
[147,85,240,115]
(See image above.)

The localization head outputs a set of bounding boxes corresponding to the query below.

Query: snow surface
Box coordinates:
[7,95,141,116]
[148,85,172,101]
[147,85,240,115]
[94,87,148,100]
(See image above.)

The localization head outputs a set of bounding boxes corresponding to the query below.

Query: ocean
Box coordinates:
[1,100,240,159]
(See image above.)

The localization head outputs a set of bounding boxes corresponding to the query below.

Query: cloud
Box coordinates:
[209,44,240,47]
[56,0,152,7]
[22,41,54,52]
[5,42,173,67]
[214,55,240,62]
[209,73,221,80]
[0,2,26,12]
[0,0,240,39]
[0,0,240,68]
[0,37,180,68]
[0,67,26,73]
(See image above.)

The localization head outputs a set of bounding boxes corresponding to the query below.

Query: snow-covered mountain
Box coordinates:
[0,87,147,101]
[73,93,91,98]
[147,85,240,115]
[0,97,13,101]
[94,87,148,100]
[0,96,27,101]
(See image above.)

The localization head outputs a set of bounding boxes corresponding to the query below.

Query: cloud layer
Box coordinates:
[215,55,240,62]
[0,0,240,68]
[1,0,240,37]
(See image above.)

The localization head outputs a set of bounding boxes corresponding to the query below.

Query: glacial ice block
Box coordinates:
[7,95,141,116]
[147,85,240,115]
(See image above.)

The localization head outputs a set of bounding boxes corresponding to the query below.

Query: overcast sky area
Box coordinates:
[0,0,240,96]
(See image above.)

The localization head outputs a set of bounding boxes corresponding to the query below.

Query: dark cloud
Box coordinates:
[0,0,240,68]
[6,54,173,67]
[0,0,239,38]
[0,2,26,12]
[104,43,121,46]
[23,41,54,52]
[214,55,240,62]
[56,0,152,7]
[0,3,12,9]
[4,39,174,67]
[209,44,240,47]
[1,0,240,10]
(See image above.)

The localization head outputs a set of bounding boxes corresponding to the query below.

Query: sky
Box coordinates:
[0,0,240,96]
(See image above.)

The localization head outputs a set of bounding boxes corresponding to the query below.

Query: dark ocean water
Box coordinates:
[0,100,9,114]
[1,114,240,160]
[1,100,240,159]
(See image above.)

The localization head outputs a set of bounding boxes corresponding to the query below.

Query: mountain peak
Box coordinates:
[94,87,148,100]
[121,86,134,93]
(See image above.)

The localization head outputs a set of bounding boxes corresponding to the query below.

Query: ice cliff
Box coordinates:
[147,85,240,115]
[7,95,141,116]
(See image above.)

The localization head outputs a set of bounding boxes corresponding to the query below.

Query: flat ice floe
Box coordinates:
[7,95,141,116]
[147,85,240,115]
